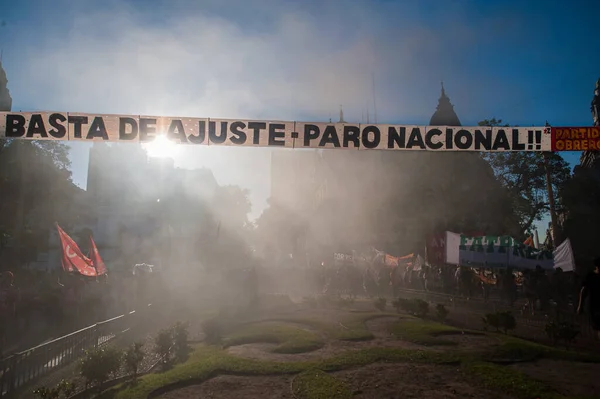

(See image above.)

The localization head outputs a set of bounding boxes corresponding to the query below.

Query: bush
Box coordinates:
[545,321,579,350]
[80,347,122,388]
[482,311,516,334]
[302,296,318,308]
[33,387,60,399]
[56,379,77,398]
[124,342,144,378]
[32,380,76,399]
[482,313,500,331]
[172,321,190,358]
[201,318,223,345]
[33,380,76,399]
[337,296,355,308]
[435,304,449,321]
[155,328,173,363]
[316,295,337,308]
[497,311,516,334]
[374,297,387,312]
[412,299,430,317]
[392,298,429,317]
[392,298,410,313]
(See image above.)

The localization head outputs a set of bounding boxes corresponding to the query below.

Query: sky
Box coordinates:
[1,0,599,234]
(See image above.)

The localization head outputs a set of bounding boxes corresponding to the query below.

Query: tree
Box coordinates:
[478,119,571,235]
[202,184,254,269]
[254,198,302,259]
[261,144,523,262]
[0,139,84,267]
[212,185,252,232]
[560,166,600,264]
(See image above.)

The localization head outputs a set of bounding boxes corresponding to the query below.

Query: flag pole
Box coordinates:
[543,121,560,249]
[89,235,99,277]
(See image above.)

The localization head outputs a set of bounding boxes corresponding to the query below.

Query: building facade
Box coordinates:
[268,83,511,260]
[84,142,219,270]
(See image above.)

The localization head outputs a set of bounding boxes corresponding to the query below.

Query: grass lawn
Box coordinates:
[462,361,557,399]
[277,312,400,342]
[98,345,459,399]
[460,361,599,399]
[95,308,599,399]
[222,322,324,354]
[291,369,352,399]
[484,335,600,364]
[389,318,468,346]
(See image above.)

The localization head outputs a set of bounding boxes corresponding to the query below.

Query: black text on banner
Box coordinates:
[0,112,551,151]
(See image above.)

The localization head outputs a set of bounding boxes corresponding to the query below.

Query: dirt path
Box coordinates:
[335,363,512,399]
[510,359,600,398]
[156,375,293,399]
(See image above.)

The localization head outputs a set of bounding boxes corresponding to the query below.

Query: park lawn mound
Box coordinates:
[156,375,293,399]
[278,312,403,342]
[99,345,460,399]
[222,322,324,354]
[389,318,484,347]
[482,335,600,364]
[292,369,352,399]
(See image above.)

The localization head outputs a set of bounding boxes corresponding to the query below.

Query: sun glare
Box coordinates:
[144,135,178,158]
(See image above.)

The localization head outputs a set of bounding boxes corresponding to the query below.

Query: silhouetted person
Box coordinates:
[550,268,568,312]
[459,267,473,299]
[420,266,429,292]
[522,270,537,315]
[480,275,491,302]
[501,269,517,306]
[534,266,550,312]
[577,258,600,340]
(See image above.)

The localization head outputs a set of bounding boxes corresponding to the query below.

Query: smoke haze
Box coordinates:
[0,0,595,218]
[0,0,538,216]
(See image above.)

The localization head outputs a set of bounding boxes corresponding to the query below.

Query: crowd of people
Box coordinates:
[2,254,599,357]
[313,260,580,313]
[255,256,597,338]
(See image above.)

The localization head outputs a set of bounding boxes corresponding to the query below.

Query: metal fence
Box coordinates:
[0,305,151,398]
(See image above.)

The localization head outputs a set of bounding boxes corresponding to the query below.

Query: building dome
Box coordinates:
[429,83,461,127]
[0,61,12,111]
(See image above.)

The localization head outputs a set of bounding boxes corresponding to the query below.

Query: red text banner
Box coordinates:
[551,127,600,151]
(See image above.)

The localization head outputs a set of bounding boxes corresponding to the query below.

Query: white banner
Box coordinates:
[552,238,575,272]
[445,231,554,270]
[0,112,552,152]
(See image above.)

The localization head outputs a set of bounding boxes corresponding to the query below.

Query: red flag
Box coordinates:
[88,236,107,275]
[56,224,97,276]
[384,254,399,267]
[523,236,535,248]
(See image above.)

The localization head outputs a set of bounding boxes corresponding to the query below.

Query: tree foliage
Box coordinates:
[203,184,254,268]
[478,119,571,234]
[560,165,600,263]
[213,185,252,232]
[0,139,86,267]
[256,147,524,259]
[254,198,302,258]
